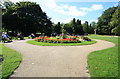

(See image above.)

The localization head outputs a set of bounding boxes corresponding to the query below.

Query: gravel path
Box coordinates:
[5,39,115,77]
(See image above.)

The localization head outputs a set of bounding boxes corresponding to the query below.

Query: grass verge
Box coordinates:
[88,35,118,77]
[26,40,97,46]
[0,44,22,79]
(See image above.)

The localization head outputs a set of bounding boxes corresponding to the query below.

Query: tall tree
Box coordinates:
[76,19,83,35]
[89,24,94,34]
[62,23,73,34]
[52,22,61,34]
[110,6,120,35]
[83,21,89,33]
[91,21,97,34]
[69,18,76,34]
[2,1,52,36]
[97,7,117,34]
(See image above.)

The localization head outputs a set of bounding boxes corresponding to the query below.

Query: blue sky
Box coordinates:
[10,0,119,24]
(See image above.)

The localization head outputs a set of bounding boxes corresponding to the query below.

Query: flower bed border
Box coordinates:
[36,37,81,43]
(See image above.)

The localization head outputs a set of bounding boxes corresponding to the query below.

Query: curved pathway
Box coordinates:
[5,39,115,77]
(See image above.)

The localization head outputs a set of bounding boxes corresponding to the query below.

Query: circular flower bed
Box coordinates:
[36,36,81,43]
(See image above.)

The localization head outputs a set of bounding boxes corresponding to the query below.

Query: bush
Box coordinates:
[81,36,91,41]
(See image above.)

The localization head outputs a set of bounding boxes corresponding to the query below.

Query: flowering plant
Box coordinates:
[36,36,81,43]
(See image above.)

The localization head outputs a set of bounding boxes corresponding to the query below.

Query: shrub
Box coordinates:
[81,36,91,41]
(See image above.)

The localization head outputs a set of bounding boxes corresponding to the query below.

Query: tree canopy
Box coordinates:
[52,22,61,34]
[62,18,84,35]
[2,1,52,36]
[97,6,118,35]
[109,7,120,35]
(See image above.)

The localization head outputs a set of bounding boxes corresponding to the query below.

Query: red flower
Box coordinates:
[36,37,79,42]
[36,37,41,40]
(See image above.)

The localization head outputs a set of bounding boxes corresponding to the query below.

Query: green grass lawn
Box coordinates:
[0,44,22,79]
[26,40,97,46]
[88,35,118,77]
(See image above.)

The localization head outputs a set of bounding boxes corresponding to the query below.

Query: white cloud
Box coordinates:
[56,6,87,16]
[79,8,91,11]
[62,18,73,23]
[43,0,57,8]
[80,4,103,11]
[9,0,26,3]
[91,4,103,10]
[81,20,85,24]
[48,0,119,2]
[10,0,103,17]
[113,3,118,7]
[52,18,73,24]
[9,0,102,23]
[10,0,119,2]
[43,0,87,16]
[43,0,103,17]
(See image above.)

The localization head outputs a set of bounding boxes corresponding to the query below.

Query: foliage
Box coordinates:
[52,22,61,34]
[61,18,85,35]
[89,24,94,34]
[62,23,73,34]
[91,21,97,29]
[69,18,76,34]
[2,1,52,36]
[81,36,91,41]
[0,44,22,79]
[83,21,92,33]
[2,0,14,9]
[90,21,97,34]
[88,35,118,77]
[110,7,120,35]
[97,6,119,35]
[76,19,84,35]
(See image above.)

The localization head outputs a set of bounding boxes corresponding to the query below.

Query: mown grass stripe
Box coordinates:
[88,35,118,77]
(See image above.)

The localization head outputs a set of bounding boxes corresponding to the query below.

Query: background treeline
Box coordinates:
[97,5,120,35]
[1,0,120,36]
[52,19,94,35]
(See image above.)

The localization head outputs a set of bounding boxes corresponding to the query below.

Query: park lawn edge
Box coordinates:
[87,35,118,77]
[26,40,97,46]
[1,44,22,79]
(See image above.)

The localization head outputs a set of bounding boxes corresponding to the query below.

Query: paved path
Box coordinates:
[5,39,115,77]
